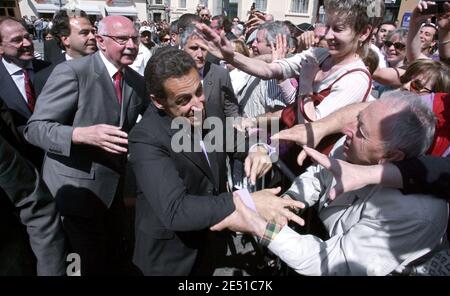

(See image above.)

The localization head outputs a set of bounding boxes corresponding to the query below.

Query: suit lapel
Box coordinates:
[157,106,216,186]
[93,53,120,119]
[0,60,32,119]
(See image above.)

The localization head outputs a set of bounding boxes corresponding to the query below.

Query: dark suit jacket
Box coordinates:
[43,39,65,65]
[0,58,50,168]
[0,118,66,275]
[128,103,247,275]
[202,62,238,119]
[25,52,148,215]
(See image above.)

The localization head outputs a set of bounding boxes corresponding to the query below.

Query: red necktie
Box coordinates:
[23,68,36,111]
[113,71,123,105]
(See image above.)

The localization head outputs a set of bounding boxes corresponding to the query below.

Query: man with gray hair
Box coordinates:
[180,25,237,119]
[212,90,449,275]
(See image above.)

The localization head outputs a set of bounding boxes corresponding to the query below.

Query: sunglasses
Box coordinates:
[384,40,406,50]
[409,79,433,94]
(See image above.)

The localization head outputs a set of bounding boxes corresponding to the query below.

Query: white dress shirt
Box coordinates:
[2,58,34,103]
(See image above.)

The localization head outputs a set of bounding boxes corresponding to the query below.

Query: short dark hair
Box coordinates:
[211,15,232,33]
[0,16,24,43]
[50,9,89,50]
[144,48,197,100]
[177,13,202,33]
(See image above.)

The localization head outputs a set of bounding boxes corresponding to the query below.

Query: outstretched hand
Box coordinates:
[195,23,235,61]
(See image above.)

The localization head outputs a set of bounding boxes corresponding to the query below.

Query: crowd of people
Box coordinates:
[0,0,449,276]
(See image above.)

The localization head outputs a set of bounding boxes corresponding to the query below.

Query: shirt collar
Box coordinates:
[99,51,122,79]
[1,57,33,74]
[65,53,74,61]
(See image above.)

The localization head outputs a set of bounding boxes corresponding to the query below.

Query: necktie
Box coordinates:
[113,71,123,105]
[23,68,36,111]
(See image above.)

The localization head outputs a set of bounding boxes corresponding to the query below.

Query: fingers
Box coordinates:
[265,186,281,195]
[210,220,226,231]
[297,150,307,166]
[302,146,331,169]
[288,212,305,227]
[270,128,296,142]
[244,156,252,180]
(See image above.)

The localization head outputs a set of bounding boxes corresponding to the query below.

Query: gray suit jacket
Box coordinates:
[24,52,148,212]
[203,62,238,119]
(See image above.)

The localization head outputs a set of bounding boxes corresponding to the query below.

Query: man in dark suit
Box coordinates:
[128,48,303,275]
[25,16,147,275]
[0,17,50,134]
[34,9,97,96]
[0,16,50,169]
[180,25,238,119]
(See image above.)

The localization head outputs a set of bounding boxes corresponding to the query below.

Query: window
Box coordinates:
[255,0,267,12]
[179,0,186,8]
[290,0,309,13]
[154,0,163,4]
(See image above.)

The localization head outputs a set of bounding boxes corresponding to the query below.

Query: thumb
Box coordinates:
[266,186,281,195]
[302,146,331,169]
[210,220,227,231]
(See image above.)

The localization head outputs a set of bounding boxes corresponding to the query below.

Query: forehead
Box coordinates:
[388,34,405,42]
[380,24,396,31]
[0,20,26,39]
[359,101,387,135]
[70,17,92,29]
[163,69,201,97]
[108,21,136,35]
[185,35,205,47]
[421,26,437,35]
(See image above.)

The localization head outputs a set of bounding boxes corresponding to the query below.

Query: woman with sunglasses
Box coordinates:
[383,28,408,68]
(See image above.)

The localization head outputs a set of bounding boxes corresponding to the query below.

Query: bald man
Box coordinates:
[25,16,148,275]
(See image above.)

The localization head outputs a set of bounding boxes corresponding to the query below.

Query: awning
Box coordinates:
[104,5,137,16]
[76,5,102,15]
[32,3,60,13]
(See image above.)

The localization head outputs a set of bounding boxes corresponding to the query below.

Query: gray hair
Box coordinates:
[378,90,436,158]
[179,24,198,48]
[386,28,408,42]
[257,21,290,47]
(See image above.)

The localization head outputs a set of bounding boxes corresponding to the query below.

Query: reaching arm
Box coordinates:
[196,23,284,80]
[437,3,450,66]
[407,1,433,62]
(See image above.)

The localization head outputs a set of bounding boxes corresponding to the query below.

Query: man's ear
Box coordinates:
[379,149,405,164]
[61,35,70,48]
[150,94,164,110]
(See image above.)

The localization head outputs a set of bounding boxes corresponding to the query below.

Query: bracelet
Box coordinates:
[259,222,282,247]
[441,39,450,45]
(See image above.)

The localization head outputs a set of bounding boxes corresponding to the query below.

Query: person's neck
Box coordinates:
[330,53,360,67]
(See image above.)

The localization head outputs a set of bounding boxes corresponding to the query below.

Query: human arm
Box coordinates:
[437,2,450,66]
[373,67,405,86]
[25,63,129,155]
[406,1,433,62]
[195,23,285,80]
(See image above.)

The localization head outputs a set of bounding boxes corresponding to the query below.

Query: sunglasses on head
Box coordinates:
[384,40,406,50]
[409,79,433,94]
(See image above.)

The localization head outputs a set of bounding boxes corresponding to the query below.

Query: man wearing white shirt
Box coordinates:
[213,91,449,276]
[130,26,152,76]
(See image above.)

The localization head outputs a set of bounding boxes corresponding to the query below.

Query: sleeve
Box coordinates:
[222,71,240,118]
[24,63,78,157]
[393,155,450,200]
[315,71,371,119]
[285,164,325,208]
[0,135,66,275]
[269,213,439,275]
[274,48,329,80]
[129,128,235,232]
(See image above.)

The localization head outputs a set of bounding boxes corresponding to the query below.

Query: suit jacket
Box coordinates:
[0,58,50,168]
[0,58,51,130]
[0,125,66,275]
[202,62,239,119]
[24,52,148,214]
[43,39,65,65]
[34,56,66,97]
[128,103,248,275]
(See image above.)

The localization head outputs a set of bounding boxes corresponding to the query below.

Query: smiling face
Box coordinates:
[62,17,97,58]
[96,16,138,68]
[375,23,396,47]
[0,20,35,65]
[323,13,360,61]
[153,68,205,126]
[419,25,437,53]
[251,28,272,56]
[383,34,406,66]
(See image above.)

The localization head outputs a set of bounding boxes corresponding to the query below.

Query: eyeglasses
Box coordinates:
[101,35,139,45]
[384,40,406,50]
[201,14,210,17]
[409,79,433,94]
[162,38,171,42]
